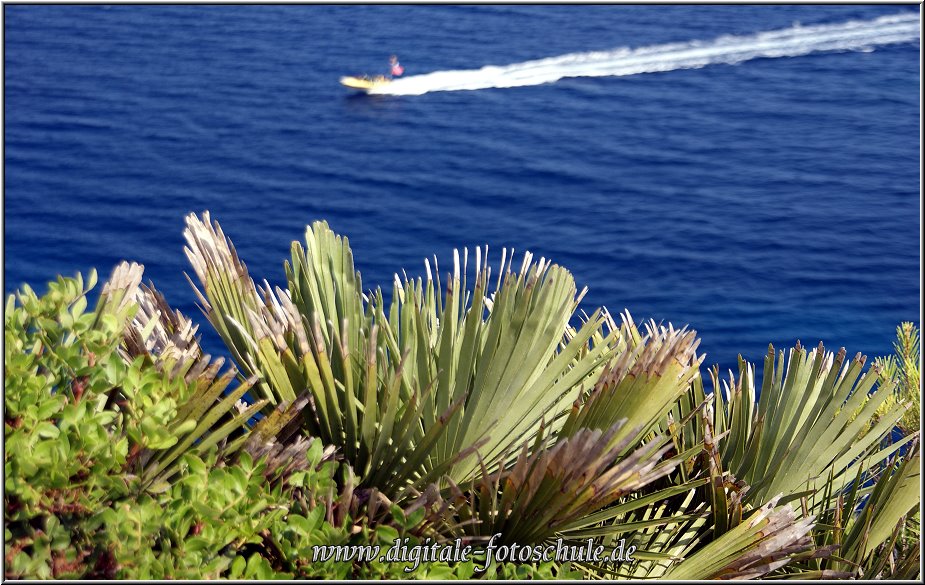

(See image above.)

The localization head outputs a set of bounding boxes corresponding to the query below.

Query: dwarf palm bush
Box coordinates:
[181,213,741,562]
[384,247,622,485]
[179,211,921,579]
[184,213,630,497]
[185,214,438,496]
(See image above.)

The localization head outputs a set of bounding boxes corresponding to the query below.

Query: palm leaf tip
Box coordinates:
[665,496,817,579]
[99,260,144,317]
[562,320,703,450]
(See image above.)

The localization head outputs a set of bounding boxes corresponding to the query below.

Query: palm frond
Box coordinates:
[184,212,296,406]
[441,422,680,545]
[560,318,703,453]
[829,444,921,578]
[389,247,622,483]
[663,495,817,579]
[712,342,911,506]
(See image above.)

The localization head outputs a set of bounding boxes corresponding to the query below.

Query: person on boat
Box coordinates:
[389,55,404,78]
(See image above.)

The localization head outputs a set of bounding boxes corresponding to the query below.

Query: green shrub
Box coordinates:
[3,272,350,578]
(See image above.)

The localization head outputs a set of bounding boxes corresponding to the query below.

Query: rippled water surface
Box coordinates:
[4,5,920,372]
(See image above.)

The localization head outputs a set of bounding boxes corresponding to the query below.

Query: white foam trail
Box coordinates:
[370,13,919,95]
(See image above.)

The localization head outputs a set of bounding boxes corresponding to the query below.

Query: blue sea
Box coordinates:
[3,5,921,376]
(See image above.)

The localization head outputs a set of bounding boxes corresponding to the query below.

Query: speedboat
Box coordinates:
[339,75,392,93]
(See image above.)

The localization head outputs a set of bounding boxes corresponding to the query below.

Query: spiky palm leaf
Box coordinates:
[121,278,211,383]
[585,490,710,579]
[183,215,465,494]
[186,215,474,496]
[711,342,913,507]
[386,247,622,484]
[184,212,298,407]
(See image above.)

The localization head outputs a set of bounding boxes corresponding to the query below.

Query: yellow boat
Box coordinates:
[339,75,392,92]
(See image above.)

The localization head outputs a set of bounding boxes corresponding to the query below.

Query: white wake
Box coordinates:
[370,13,919,95]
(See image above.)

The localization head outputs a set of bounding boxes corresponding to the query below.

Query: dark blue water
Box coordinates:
[4,5,920,375]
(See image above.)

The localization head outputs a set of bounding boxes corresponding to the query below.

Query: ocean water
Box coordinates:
[3,5,920,376]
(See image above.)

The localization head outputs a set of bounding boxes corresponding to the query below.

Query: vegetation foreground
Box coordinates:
[3,212,920,579]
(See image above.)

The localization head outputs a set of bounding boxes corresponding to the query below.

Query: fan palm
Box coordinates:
[179,211,918,578]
